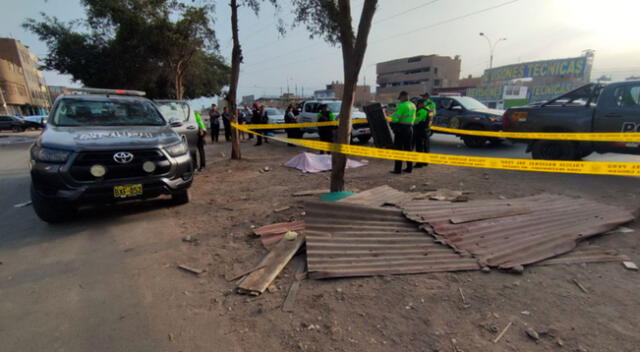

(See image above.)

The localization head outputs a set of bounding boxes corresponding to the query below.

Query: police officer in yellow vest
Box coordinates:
[390,91,416,174]
[413,100,429,168]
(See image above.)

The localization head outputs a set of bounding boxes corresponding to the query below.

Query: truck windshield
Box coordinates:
[456,97,489,110]
[156,101,190,122]
[327,102,342,113]
[53,99,166,126]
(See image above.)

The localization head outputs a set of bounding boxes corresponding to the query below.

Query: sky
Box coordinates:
[2,0,640,109]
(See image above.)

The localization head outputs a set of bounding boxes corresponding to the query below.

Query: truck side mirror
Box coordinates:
[168,117,183,127]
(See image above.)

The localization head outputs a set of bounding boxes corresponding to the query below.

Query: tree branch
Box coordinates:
[352,0,377,73]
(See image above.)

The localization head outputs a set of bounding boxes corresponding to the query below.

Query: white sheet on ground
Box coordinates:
[283,152,366,173]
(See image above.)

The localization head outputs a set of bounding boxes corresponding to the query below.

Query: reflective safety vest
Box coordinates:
[317,111,335,122]
[391,101,416,125]
[424,99,436,118]
[415,108,428,124]
[195,112,207,131]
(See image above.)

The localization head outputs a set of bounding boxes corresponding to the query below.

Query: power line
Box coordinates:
[374,0,439,24]
[372,0,520,44]
[241,0,521,71]
[242,0,440,61]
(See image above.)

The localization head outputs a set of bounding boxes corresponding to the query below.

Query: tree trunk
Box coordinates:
[175,72,182,99]
[330,0,377,192]
[227,0,242,160]
[175,70,184,100]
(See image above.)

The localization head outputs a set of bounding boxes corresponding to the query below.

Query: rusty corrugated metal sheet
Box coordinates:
[402,194,635,269]
[339,185,410,207]
[253,221,305,246]
[537,245,629,266]
[304,201,480,279]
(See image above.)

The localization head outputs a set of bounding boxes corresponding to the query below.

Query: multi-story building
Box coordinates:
[0,38,51,115]
[47,85,74,103]
[0,58,30,115]
[376,55,461,103]
[313,82,372,107]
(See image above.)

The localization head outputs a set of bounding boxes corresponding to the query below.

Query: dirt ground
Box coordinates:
[165,136,640,352]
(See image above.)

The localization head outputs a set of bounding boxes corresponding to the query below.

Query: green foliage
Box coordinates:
[291,0,341,44]
[23,0,229,99]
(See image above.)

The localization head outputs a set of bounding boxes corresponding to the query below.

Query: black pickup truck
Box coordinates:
[503,81,640,160]
[431,96,504,148]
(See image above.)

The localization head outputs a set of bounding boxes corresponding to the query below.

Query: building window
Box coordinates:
[405,67,431,75]
[434,79,441,87]
[407,57,422,63]
[505,86,521,96]
[434,67,438,75]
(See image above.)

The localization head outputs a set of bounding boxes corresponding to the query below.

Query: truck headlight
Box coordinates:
[31,145,71,163]
[165,141,188,157]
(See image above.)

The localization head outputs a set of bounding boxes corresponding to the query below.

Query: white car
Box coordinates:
[265,108,285,132]
[266,108,284,124]
[299,100,371,143]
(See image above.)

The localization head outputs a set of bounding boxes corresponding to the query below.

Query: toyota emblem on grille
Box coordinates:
[113,151,134,164]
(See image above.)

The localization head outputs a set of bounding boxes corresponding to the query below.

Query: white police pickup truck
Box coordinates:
[298,100,372,144]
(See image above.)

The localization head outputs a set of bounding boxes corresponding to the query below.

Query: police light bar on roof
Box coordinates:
[68,87,146,97]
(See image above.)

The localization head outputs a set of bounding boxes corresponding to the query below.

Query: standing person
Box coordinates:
[260,105,270,143]
[389,91,416,174]
[194,111,207,171]
[284,105,299,147]
[251,103,264,146]
[237,108,246,141]
[422,92,437,124]
[413,100,429,168]
[208,104,220,143]
[243,105,253,140]
[317,104,335,154]
[222,106,232,142]
[293,104,302,138]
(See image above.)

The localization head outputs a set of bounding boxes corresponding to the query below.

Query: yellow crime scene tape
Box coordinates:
[251,116,640,142]
[231,122,640,177]
[242,118,369,130]
[430,126,640,143]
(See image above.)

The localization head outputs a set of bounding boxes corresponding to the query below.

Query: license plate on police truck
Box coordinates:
[113,184,143,198]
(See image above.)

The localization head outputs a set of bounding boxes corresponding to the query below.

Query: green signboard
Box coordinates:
[466,86,503,101]
[528,82,583,102]
[483,56,588,83]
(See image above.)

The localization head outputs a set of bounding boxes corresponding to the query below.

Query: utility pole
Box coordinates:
[479,32,506,69]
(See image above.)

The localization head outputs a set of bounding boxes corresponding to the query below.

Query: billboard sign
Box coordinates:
[466,86,503,102]
[528,82,584,102]
[482,56,588,83]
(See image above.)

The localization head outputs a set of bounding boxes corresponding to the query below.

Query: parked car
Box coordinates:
[299,100,372,143]
[430,96,505,148]
[0,115,41,132]
[23,114,48,128]
[264,107,285,133]
[154,100,199,165]
[266,108,285,125]
[30,89,193,223]
[503,80,640,160]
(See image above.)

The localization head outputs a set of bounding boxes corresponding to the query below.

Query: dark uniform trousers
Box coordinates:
[413,121,430,166]
[318,126,335,154]
[196,133,206,169]
[392,123,413,172]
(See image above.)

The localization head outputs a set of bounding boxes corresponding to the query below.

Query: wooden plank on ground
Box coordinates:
[226,265,266,282]
[449,208,531,224]
[237,235,305,296]
[282,257,307,312]
[292,189,329,197]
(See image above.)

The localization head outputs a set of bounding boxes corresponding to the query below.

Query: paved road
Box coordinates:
[0,142,203,352]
